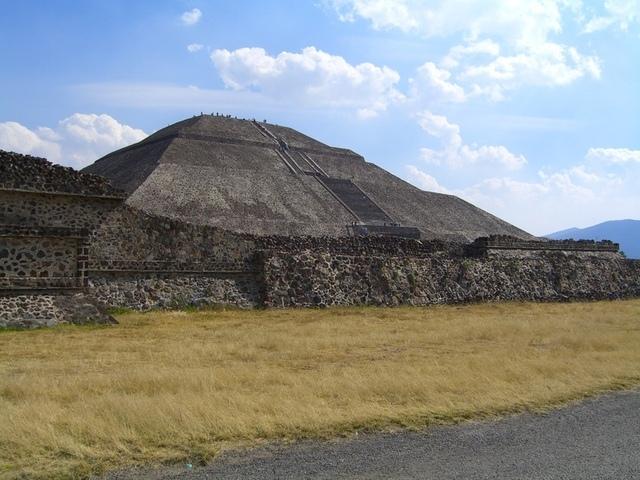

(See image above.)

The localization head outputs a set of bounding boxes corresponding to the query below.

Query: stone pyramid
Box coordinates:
[83,115,533,241]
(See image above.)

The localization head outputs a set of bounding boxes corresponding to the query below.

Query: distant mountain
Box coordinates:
[547,219,640,259]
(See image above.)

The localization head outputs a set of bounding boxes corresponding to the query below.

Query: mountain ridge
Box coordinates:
[547,219,640,259]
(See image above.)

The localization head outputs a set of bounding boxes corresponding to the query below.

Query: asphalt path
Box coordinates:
[103,389,640,479]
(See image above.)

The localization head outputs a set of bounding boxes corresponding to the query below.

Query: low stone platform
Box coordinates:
[0,292,116,329]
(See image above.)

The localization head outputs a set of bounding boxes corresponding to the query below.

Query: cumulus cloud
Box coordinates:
[586,147,640,164]
[327,1,601,102]
[417,111,526,170]
[0,122,62,161]
[326,0,572,47]
[0,114,147,168]
[458,165,632,233]
[210,46,404,117]
[410,62,466,103]
[181,8,202,26]
[415,39,600,103]
[441,39,501,69]
[405,165,450,193]
[187,43,204,53]
[404,152,636,235]
[458,43,601,100]
[583,0,640,32]
[328,0,419,31]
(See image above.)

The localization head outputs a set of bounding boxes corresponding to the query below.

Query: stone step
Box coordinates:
[319,177,393,224]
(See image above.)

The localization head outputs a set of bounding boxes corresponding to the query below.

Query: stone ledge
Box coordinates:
[0,224,89,238]
[0,292,116,329]
[471,235,619,254]
[0,150,125,197]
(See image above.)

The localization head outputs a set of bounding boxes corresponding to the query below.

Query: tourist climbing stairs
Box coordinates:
[252,121,305,174]
[251,120,279,142]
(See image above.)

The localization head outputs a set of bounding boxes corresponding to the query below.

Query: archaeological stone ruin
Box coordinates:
[1,115,639,327]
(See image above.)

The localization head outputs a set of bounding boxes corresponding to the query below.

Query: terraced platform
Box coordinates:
[83,115,534,241]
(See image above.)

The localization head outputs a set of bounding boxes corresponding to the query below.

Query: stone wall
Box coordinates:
[88,272,261,310]
[1,149,638,323]
[85,206,260,309]
[0,150,122,196]
[0,188,119,295]
[254,234,464,257]
[0,190,122,230]
[0,151,125,327]
[88,206,256,272]
[0,293,115,329]
[262,250,640,307]
[483,249,622,259]
[0,236,78,286]
[470,235,620,255]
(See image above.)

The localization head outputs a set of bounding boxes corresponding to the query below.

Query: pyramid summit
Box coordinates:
[82,114,532,241]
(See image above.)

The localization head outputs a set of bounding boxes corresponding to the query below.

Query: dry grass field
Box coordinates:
[1,300,640,479]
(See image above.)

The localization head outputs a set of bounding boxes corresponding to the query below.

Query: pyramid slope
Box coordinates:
[125,138,355,236]
[83,115,534,241]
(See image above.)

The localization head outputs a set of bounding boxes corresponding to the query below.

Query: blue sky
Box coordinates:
[1,0,638,235]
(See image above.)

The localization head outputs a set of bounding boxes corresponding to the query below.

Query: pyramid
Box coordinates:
[82,115,533,241]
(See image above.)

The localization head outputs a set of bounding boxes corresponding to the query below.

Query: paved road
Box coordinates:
[104,390,640,479]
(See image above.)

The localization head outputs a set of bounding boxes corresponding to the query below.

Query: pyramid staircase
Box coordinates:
[251,121,420,239]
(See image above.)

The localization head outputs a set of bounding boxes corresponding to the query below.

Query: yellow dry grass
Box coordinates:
[1,300,640,479]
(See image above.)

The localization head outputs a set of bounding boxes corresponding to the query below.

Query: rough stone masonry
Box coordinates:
[1,116,638,327]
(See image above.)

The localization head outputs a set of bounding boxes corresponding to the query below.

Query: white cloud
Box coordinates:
[181,8,202,26]
[417,111,526,170]
[410,62,466,103]
[328,0,419,31]
[568,164,604,183]
[326,0,572,48]
[537,170,595,199]
[327,1,601,102]
[412,40,602,103]
[210,46,404,117]
[583,0,640,32]
[459,43,601,98]
[586,147,640,164]
[583,16,616,33]
[0,114,146,168]
[405,165,451,193]
[187,43,204,53]
[404,152,637,235]
[416,111,461,144]
[0,122,62,161]
[458,165,633,234]
[441,39,501,69]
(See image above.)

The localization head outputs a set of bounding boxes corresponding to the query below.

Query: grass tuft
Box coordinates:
[1,300,640,479]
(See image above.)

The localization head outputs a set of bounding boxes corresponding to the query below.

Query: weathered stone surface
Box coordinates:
[0,149,123,197]
[262,251,640,308]
[254,234,464,257]
[0,293,115,329]
[82,115,535,242]
[0,237,77,280]
[0,189,122,230]
[88,273,261,310]
[1,135,639,326]
[87,205,256,272]
[52,294,117,325]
